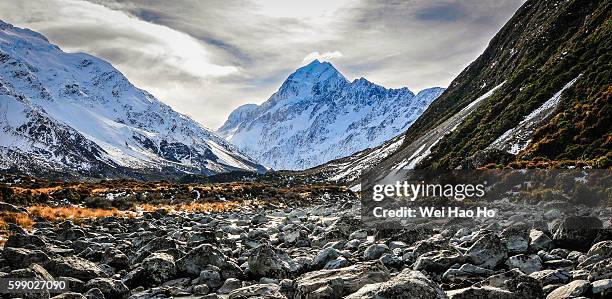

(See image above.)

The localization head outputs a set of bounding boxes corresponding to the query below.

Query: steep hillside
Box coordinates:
[218,60,444,170]
[0,20,265,180]
[312,0,610,183]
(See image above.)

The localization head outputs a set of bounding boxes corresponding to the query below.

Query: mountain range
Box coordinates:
[0,20,265,180]
[218,60,444,170]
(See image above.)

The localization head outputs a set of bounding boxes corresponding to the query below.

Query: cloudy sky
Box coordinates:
[0,0,524,129]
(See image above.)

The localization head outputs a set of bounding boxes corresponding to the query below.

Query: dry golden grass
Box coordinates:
[0,212,34,231]
[137,200,250,213]
[27,206,132,223]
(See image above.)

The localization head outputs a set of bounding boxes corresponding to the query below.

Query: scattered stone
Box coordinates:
[294,261,390,298]
[545,280,590,299]
[464,232,508,269]
[505,254,542,274]
[247,243,298,279]
[363,244,389,260]
[346,269,447,299]
[442,264,494,282]
[553,216,603,251]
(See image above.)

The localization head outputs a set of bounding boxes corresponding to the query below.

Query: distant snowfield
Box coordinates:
[218,60,444,170]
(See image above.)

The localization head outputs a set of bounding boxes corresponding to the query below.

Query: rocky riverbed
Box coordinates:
[0,194,611,299]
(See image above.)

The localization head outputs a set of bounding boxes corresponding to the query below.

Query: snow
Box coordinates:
[394,81,505,170]
[488,75,580,155]
[218,59,444,170]
[0,21,264,175]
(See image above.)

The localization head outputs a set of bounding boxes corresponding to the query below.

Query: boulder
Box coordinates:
[545,280,590,299]
[176,243,242,279]
[413,250,462,272]
[228,283,286,299]
[218,278,243,294]
[311,248,342,270]
[142,252,176,284]
[464,232,508,269]
[84,278,129,299]
[475,269,543,298]
[501,225,529,254]
[47,256,105,280]
[442,264,494,282]
[247,243,298,279]
[446,286,515,299]
[294,261,390,298]
[363,244,389,260]
[592,279,612,297]
[529,230,553,251]
[505,254,542,274]
[529,269,571,285]
[346,269,447,299]
[553,216,603,251]
[577,240,612,269]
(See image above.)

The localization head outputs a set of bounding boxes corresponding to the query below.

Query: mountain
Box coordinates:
[218,60,444,170]
[0,20,265,180]
[314,0,611,184]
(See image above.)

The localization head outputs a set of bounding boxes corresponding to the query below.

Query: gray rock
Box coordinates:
[50,293,86,299]
[545,280,590,299]
[587,258,612,281]
[177,244,242,279]
[592,279,612,296]
[198,266,222,289]
[324,257,350,270]
[247,243,298,279]
[48,256,105,280]
[84,288,104,299]
[553,216,602,251]
[363,244,389,260]
[529,229,553,251]
[475,269,543,298]
[2,247,50,269]
[346,269,447,299]
[218,278,243,294]
[193,284,210,295]
[577,240,612,269]
[84,278,129,299]
[464,232,508,269]
[142,252,176,284]
[505,254,542,274]
[228,283,285,299]
[442,264,494,282]
[501,225,529,254]
[251,214,268,225]
[529,269,571,285]
[294,261,390,298]
[311,247,342,269]
[446,286,515,299]
[414,250,462,272]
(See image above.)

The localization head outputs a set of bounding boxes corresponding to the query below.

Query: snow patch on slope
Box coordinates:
[488,76,580,155]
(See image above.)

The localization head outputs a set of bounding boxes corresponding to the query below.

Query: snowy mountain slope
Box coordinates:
[309,0,611,185]
[218,60,444,170]
[340,0,611,181]
[0,20,265,179]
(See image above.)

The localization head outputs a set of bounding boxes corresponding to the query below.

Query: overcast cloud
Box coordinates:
[0,0,525,129]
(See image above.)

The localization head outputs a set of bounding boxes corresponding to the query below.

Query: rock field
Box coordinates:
[0,194,611,299]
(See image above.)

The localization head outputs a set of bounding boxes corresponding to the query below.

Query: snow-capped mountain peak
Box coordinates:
[218,61,444,170]
[0,20,265,179]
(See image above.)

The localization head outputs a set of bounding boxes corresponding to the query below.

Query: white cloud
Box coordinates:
[302,51,344,63]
